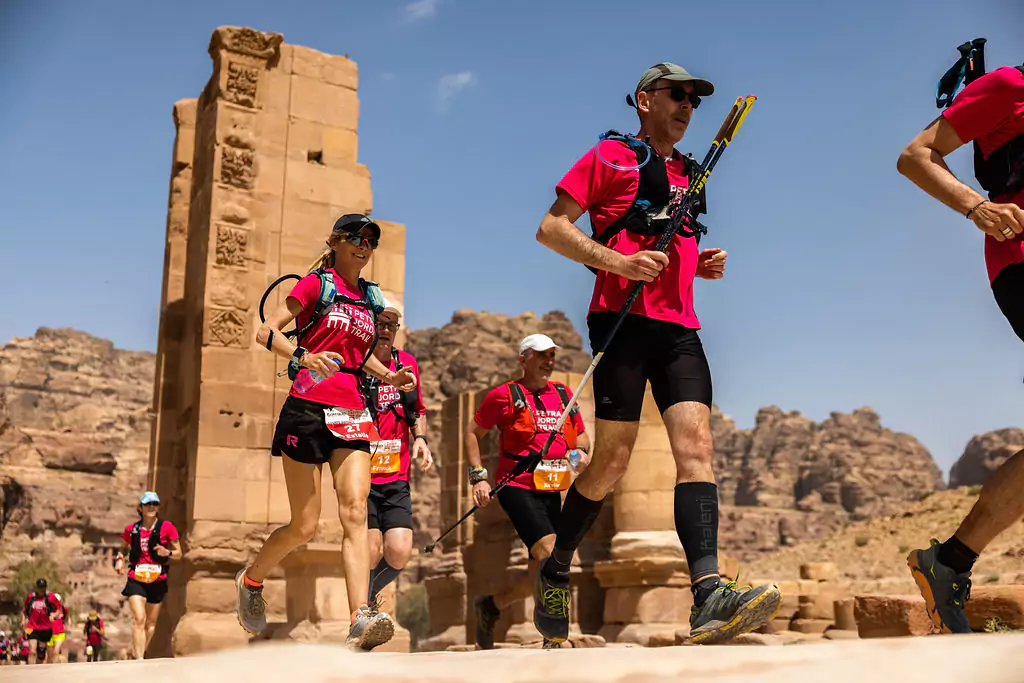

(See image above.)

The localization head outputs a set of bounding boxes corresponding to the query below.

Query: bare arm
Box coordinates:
[577,431,591,453]
[897,116,1024,240]
[168,538,182,561]
[537,193,669,281]
[465,419,493,506]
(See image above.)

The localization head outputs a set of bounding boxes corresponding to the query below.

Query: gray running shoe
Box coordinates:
[346,605,395,651]
[235,568,267,635]
[689,577,782,644]
[907,540,972,634]
[474,595,500,650]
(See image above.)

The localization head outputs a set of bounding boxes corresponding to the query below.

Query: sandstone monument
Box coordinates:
[146,26,406,655]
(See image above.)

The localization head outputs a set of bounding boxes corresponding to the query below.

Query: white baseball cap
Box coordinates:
[381,298,403,320]
[518,334,559,355]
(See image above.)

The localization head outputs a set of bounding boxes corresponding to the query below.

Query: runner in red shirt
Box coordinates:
[17,634,30,664]
[115,491,181,659]
[0,630,9,665]
[899,61,1024,635]
[83,610,104,662]
[365,302,433,606]
[21,578,61,664]
[466,334,590,648]
[532,63,781,645]
[45,593,68,663]
[237,214,415,651]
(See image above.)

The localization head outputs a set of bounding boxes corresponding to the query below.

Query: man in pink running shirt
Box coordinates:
[22,578,62,664]
[532,62,780,645]
[900,60,1024,635]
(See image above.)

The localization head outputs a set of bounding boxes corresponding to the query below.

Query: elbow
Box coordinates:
[536,216,557,247]
[255,323,271,347]
[896,146,916,178]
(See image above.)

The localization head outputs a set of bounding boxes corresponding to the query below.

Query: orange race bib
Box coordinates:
[370,439,402,475]
[132,563,162,584]
[324,408,377,442]
[532,458,571,492]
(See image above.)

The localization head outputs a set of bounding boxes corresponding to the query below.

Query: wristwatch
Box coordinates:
[287,346,307,381]
[292,346,307,366]
[468,466,488,486]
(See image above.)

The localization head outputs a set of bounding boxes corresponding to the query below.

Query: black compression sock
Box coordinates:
[674,482,720,585]
[692,575,721,608]
[368,558,403,600]
[545,484,605,578]
[937,536,979,575]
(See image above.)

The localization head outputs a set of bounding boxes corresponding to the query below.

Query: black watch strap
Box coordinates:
[292,346,306,364]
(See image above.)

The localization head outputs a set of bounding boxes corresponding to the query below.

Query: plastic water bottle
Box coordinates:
[292,358,342,394]
[568,449,583,471]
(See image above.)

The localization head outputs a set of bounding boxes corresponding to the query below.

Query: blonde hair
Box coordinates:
[307,234,341,273]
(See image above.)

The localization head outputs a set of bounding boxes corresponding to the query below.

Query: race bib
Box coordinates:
[533,458,571,492]
[323,408,377,442]
[370,439,402,475]
[133,563,163,584]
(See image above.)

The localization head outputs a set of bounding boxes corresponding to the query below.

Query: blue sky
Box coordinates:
[1,0,1021,473]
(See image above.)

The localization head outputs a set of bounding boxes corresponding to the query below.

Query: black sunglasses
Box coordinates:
[645,85,701,109]
[338,233,379,250]
[377,320,401,331]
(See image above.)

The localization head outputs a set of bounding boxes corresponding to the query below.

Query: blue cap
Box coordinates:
[139,491,161,505]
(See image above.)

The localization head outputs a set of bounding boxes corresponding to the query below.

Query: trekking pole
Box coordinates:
[423,95,757,555]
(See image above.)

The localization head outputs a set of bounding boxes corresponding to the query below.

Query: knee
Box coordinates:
[384,540,412,569]
[595,444,631,484]
[531,535,556,561]
[132,613,146,628]
[338,498,368,529]
[291,517,319,544]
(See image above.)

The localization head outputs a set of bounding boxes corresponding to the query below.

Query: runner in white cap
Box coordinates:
[465,334,591,648]
[365,300,433,609]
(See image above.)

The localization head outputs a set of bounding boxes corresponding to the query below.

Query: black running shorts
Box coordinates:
[272,396,371,465]
[495,485,562,554]
[993,261,1024,343]
[122,577,168,605]
[26,629,52,643]
[588,312,712,421]
[367,480,413,532]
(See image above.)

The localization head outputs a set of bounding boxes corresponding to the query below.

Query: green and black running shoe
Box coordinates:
[689,576,782,645]
[907,540,972,634]
[533,559,570,644]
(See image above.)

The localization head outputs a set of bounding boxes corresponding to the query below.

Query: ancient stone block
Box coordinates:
[834,598,856,631]
[603,585,694,624]
[225,61,260,107]
[798,591,841,621]
[613,490,674,532]
[215,224,249,267]
[220,147,256,189]
[800,562,838,582]
[209,26,283,62]
[289,75,359,130]
[204,308,249,348]
[854,595,935,638]
[291,46,358,90]
[173,613,252,656]
[610,531,683,560]
[964,585,1024,630]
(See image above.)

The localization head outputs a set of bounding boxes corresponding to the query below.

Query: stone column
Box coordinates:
[147,26,407,655]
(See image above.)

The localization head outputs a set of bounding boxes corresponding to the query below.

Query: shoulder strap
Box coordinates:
[552,382,578,416]
[395,350,419,427]
[129,521,142,566]
[154,519,169,567]
[507,381,528,411]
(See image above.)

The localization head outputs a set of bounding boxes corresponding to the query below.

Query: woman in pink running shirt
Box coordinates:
[236,214,416,651]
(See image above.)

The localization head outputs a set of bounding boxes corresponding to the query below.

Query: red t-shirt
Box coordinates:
[943,66,1024,283]
[51,605,67,635]
[557,140,702,328]
[474,381,586,491]
[19,638,29,655]
[121,520,180,583]
[85,619,104,646]
[23,592,61,631]
[370,350,425,485]
[287,270,377,410]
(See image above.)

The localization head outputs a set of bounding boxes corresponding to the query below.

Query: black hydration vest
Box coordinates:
[974,65,1024,200]
[128,519,169,573]
[588,131,707,274]
[362,348,419,428]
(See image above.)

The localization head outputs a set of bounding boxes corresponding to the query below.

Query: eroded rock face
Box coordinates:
[949,428,1024,488]
[0,327,153,650]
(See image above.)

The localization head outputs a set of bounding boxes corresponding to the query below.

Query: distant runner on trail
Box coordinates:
[365,301,433,606]
[899,56,1024,634]
[532,62,781,645]
[22,578,62,664]
[467,334,590,649]
[84,611,104,662]
[116,491,181,659]
[45,593,68,663]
